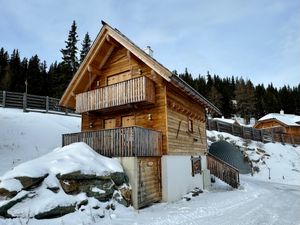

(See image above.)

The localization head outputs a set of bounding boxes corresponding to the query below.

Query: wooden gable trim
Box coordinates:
[105,27,172,82]
[60,27,109,107]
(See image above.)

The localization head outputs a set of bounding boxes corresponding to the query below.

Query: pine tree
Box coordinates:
[0,48,9,90]
[208,85,223,110]
[80,32,92,64]
[235,78,256,122]
[26,55,42,95]
[60,20,79,75]
[9,49,24,92]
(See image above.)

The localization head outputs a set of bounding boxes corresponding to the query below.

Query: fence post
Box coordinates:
[46,96,49,113]
[23,93,27,112]
[216,121,220,132]
[2,90,6,107]
[241,126,244,138]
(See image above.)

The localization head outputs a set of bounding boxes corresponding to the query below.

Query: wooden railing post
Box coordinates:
[46,96,49,112]
[23,93,27,112]
[2,90,6,107]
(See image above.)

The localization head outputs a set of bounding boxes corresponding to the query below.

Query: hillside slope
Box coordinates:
[0,108,81,175]
[207,130,300,186]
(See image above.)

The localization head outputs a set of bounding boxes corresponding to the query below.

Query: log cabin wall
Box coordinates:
[255,120,300,136]
[166,85,207,155]
[81,46,168,155]
[255,120,287,133]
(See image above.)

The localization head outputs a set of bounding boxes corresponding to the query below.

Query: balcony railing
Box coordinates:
[207,153,240,188]
[76,76,155,113]
[62,126,162,157]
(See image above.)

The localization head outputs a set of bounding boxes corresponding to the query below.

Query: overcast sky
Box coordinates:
[0,0,299,87]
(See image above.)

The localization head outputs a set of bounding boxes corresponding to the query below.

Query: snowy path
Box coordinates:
[111,177,300,225]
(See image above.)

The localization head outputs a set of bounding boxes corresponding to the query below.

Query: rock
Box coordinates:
[184,197,191,201]
[119,187,132,206]
[113,192,128,207]
[111,172,128,186]
[59,178,115,202]
[0,192,30,218]
[86,180,115,202]
[92,205,100,209]
[56,171,110,180]
[46,186,60,193]
[76,199,88,209]
[59,180,80,194]
[34,204,76,219]
[15,174,48,190]
[0,188,17,199]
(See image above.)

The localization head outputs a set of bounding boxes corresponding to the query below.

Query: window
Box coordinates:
[188,118,193,133]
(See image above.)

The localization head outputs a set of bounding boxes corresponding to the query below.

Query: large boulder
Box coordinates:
[59,178,115,202]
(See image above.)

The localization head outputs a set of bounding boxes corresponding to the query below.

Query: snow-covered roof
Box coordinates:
[258,113,300,127]
[213,118,239,125]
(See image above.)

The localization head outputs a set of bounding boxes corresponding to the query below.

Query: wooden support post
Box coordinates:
[46,96,49,113]
[23,93,27,112]
[2,90,6,107]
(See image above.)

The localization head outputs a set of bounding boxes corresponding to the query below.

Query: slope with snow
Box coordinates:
[207,130,300,186]
[0,108,300,224]
[0,108,81,175]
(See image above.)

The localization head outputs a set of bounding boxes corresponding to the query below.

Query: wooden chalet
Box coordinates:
[60,21,224,208]
[254,111,300,144]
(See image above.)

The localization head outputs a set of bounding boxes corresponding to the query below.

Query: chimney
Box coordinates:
[280,109,284,115]
[144,46,153,57]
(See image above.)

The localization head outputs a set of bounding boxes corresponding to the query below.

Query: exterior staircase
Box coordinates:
[207,153,240,188]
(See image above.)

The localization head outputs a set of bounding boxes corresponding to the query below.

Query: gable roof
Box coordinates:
[59,21,221,115]
[256,113,300,127]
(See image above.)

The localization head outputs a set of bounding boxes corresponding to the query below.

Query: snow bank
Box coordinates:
[0,108,81,175]
[0,142,123,192]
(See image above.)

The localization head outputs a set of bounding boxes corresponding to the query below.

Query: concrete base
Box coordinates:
[161,155,207,202]
[117,157,139,209]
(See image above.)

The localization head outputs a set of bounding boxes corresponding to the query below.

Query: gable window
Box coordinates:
[188,118,193,133]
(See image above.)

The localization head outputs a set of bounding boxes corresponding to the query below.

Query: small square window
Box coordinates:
[188,118,193,133]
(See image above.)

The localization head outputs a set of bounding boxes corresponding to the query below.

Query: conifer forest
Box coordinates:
[0,21,299,119]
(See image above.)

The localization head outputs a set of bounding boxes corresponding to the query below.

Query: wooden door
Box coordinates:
[122,115,135,127]
[104,118,116,129]
[137,157,161,208]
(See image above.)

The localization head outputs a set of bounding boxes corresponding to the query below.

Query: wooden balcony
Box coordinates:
[62,126,162,157]
[76,76,155,113]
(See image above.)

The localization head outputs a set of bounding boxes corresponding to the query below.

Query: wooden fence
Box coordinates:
[207,153,240,188]
[0,90,78,116]
[62,126,163,157]
[207,119,300,146]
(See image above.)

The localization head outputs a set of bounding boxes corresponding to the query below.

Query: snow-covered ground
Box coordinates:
[0,108,81,175]
[1,177,300,225]
[1,108,300,224]
[207,130,300,186]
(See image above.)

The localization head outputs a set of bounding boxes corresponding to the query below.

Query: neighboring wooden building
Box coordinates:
[254,112,300,135]
[254,111,300,143]
[60,21,221,208]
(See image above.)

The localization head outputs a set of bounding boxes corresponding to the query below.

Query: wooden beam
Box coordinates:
[63,31,108,106]
[106,29,172,81]
[98,44,115,70]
